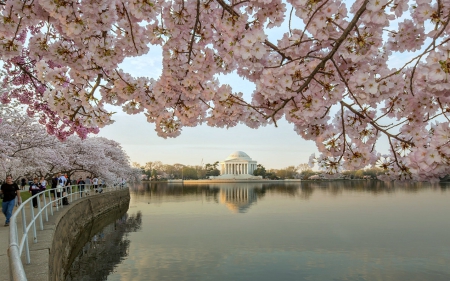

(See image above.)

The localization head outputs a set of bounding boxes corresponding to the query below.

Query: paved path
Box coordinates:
[0,190,67,281]
[0,197,25,281]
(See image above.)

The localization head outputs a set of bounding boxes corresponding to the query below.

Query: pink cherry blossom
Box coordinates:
[1,0,450,181]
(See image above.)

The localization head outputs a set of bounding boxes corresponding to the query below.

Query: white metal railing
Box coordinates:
[8,183,128,281]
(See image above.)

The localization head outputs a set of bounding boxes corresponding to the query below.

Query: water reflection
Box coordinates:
[131,181,449,213]
[219,186,258,213]
[68,181,450,281]
[65,212,142,281]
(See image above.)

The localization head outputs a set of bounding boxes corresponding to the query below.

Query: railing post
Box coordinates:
[37,195,44,231]
[49,190,54,216]
[30,203,37,243]
[21,208,31,264]
[60,189,63,209]
[43,191,48,222]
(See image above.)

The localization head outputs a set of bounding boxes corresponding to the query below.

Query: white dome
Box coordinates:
[225,151,252,161]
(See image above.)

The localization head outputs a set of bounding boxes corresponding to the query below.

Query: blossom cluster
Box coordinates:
[1,0,450,181]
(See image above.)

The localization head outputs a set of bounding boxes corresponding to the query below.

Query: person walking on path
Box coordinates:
[1,175,21,226]
[29,178,41,208]
[40,177,47,190]
[93,177,99,193]
[58,174,67,204]
[65,174,71,194]
[85,176,91,195]
[20,177,26,190]
[77,177,85,197]
[51,174,58,206]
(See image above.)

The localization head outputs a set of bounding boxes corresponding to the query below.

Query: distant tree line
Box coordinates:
[136,161,308,180]
[134,161,221,180]
[300,167,386,180]
[134,161,388,181]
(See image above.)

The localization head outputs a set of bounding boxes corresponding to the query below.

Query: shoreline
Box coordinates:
[167,179,302,183]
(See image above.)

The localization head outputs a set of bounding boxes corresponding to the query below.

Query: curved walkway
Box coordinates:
[0,190,30,281]
[2,187,129,281]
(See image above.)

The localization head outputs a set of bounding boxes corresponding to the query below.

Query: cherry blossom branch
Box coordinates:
[214,0,293,61]
[290,0,370,99]
[340,101,414,146]
[338,103,347,162]
[187,0,201,66]
[298,0,330,45]
[436,98,450,122]
[122,3,139,54]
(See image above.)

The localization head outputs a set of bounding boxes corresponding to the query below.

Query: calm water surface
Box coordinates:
[66,181,450,281]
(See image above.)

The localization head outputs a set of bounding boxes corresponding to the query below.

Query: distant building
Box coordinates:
[210,151,262,180]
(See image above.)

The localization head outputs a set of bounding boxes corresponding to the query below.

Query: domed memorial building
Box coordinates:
[210,151,262,180]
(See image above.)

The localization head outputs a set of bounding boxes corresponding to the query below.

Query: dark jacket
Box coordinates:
[51,177,58,189]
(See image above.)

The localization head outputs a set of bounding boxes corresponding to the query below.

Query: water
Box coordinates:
[66,181,450,281]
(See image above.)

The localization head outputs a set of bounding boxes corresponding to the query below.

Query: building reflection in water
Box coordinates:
[130,180,450,214]
[65,211,142,281]
[219,186,258,213]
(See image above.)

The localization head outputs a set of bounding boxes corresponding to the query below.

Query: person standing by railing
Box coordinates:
[51,174,58,207]
[29,178,41,208]
[93,176,98,193]
[58,173,68,205]
[77,177,85,197]
[85,176,91,195]
[40,177,47,190]
[1,175,21,226]
[20,177,26,190]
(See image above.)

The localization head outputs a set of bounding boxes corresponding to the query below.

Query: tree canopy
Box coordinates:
[1,0,449,181]
[0,104,140,182]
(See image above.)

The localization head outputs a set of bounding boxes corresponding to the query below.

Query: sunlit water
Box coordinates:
[66,181,450,281]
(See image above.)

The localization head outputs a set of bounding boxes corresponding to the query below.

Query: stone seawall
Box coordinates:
[47,189,130,281]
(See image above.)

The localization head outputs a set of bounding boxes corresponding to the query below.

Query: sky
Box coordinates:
[98,110,318,169]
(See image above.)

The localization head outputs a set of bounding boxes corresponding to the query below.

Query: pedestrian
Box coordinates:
[93,176,98,193]
[29,178,41,208]
[65,174,71,194]
[20,177,26,190]
[57,173,67,205]
[40,177,47,191]
[85,176,91,195]
[51,174,58,207]
[0,175,21,226]
[77,177,85,197]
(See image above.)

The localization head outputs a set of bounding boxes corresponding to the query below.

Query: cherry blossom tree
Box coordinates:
[1,0,450,181]
[0,103,59,180]
[0,104,139,182]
